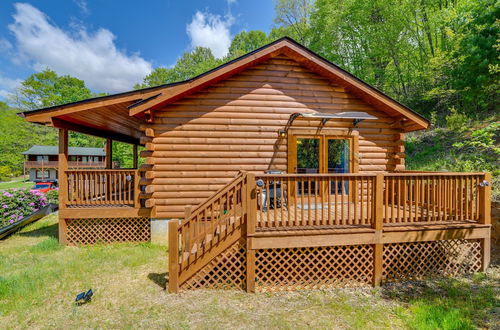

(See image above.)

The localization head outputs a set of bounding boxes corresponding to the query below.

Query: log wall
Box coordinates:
[141,55,405,218]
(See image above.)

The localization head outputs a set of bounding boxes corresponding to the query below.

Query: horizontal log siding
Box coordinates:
[144,55,405,218]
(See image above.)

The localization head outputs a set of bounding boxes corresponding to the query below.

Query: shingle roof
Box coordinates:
[22,145,106,156]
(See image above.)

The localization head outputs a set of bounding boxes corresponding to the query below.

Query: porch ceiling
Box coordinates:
[20,85,171,145]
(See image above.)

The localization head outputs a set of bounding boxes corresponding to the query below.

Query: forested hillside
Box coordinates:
[0,0,498,187]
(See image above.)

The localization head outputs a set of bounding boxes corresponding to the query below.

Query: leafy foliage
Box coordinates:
[134,47,223,89]
[0,188,48,228]
[13,69,93,111]
[406,121,500,201]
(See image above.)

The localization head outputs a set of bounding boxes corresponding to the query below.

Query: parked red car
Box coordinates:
[31,182,57,194]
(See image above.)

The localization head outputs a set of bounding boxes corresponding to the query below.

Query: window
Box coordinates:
[36,170,50,179]
[36,155,49,162]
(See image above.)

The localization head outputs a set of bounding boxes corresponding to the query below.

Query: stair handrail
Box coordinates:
[177,172,248,267]
[183,171,247,222]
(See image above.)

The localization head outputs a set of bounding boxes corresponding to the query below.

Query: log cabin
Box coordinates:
[21,38,491,293]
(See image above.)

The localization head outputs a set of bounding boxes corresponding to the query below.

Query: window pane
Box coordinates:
[296,138,320,174]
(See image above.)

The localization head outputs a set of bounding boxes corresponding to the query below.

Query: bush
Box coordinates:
[445,107,469,131]
[0,189,47,228]
[45,189,59,205]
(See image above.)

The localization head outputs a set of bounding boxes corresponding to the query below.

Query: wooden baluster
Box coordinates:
[288,177,295,226]
[293,177,298,227]
[306,178,311,226]
[353,177,358,225]
[341,178,345,225]
[327,178,331,226]
[333,177,339,226]
[280,177,285,227]
[460,176,465,221]
[464,176,469,220]
[384,177,388,224]
[273,178,278,227]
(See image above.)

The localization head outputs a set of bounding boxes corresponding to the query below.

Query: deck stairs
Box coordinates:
[170,172,249,289]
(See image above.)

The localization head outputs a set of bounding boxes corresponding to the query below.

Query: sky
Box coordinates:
[0,0,275,100]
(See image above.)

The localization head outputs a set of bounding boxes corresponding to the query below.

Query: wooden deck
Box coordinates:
[168,172,492,293]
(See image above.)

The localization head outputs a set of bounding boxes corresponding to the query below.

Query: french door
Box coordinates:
[288,134,354,197]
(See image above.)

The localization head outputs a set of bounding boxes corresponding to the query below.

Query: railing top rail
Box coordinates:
[385,172,485,177]
[256,173,378,178]
[66,169,137,172]
[182,172,246,225]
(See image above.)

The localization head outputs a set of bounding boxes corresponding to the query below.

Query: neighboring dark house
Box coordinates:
[23,145,106,181]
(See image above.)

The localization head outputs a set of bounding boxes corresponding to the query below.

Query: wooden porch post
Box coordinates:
[372,173,384,286]
[245,172,257,293]
[58,129,69,245]
[479,172,491,271]
[133,144,138,169]
[168,220,180,293]
[105,139,113,169]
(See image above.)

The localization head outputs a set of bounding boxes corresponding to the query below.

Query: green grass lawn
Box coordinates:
[0,177,33,190]
[0,214,498,329]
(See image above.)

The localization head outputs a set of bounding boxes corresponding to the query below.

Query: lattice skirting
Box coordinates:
[382,239,482,282]
[180,239,247,291]
[255,245,374,292]
[64,217,150,245]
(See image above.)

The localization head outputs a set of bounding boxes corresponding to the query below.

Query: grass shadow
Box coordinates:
[379,248,499,330]
[148,272,167,289]
[17,223,58,239]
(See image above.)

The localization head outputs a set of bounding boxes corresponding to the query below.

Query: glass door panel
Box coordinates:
[327,139,350,195]
[296,138,320,195]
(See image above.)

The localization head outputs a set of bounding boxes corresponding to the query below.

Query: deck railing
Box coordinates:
[383,173,484,224]
[254,172,490,229]
[255,174,377,228]
[65,169,139,207]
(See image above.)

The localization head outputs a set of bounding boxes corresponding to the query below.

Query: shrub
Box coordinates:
[0,188,47,228]
[45,188,59,205]
[445,107,469,131]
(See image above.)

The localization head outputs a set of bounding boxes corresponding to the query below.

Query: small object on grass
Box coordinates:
[75,289,93,305]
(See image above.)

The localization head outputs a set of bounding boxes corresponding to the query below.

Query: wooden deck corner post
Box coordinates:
[245,172,257,292]
[479,172,492,271]
[133,169,140,208]
[168,220,180,293]
[132,144,138,169]
[372,173,384,286]
[58,129,69,245]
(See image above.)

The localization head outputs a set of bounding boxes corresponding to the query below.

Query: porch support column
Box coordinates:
[479,172,492,271]
[105,139,113,169]
[133,144,138,169]
[58,129,69,245]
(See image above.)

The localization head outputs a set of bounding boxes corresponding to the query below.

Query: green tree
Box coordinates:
[274,0,313,44]
[13,69,93,110]
[0,101,58,177]
[135,47,222,88]
[227,30,270,59]
[13,69,104,149]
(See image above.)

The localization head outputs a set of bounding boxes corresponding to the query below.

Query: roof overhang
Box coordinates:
[20,84,179,145]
